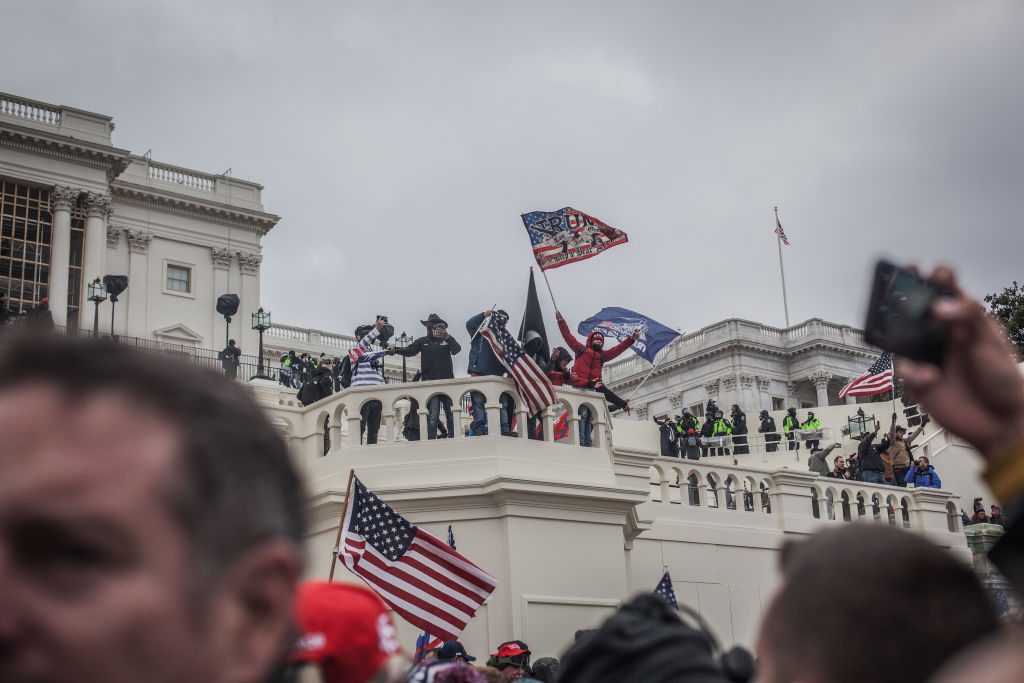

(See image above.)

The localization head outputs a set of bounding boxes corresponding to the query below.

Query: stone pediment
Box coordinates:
[152,323,204,345]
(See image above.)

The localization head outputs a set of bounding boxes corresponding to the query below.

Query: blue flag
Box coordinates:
[577,307,680,364]
[654,570,678,608]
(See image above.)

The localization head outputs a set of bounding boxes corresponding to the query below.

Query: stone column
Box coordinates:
[211,248,233,344]
[237,251,263,355]
[125,230,153,338]
[756,376,772,411]
[48,186,79,327]
[82,193,112,331]
[810,370,833,408]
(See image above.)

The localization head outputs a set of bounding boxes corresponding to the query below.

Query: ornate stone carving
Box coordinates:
[237,251,262,274]
[83,192,112,219]
[721,375,737,392]
[809,370,833,389]
[106,225,122,248]
[786,382,800,398]
[211,247,233,269]
[126,229,153,254]
[739,373,755,389]
[635,403,649,420]
[668,390,684,408]
[50,185,80,212]
[756,375,772,392]
[704,379,720,397]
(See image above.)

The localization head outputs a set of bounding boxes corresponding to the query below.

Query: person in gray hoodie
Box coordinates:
[807,443,841,476]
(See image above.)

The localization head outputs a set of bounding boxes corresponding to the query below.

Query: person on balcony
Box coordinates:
[731,404,749,455]
[699,413,715,458]
[711,410,732,455]
[391,313,461,440]
[807,443,840,476]
[783,407,800,451]
[654,415,679,457]
[546,346,573,386]
[555,311,638,446]
[348,318,390,445]
[279,350,297,388]
[677,408,700,436]
[758,410,781,452]
[682,428,702,460]
[801,411,822,450]
[857,421,887,484]
[905,456,942,488]
[888,412,928,488]
[830,454,855,480]
[220,339,241,380]
[466,309,515,437]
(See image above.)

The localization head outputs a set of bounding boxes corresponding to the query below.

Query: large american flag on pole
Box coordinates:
[480,311,557,417]
[838,352,894,399]
[338,476,497,641]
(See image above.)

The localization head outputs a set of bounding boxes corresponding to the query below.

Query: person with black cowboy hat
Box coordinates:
[392,313,462,440]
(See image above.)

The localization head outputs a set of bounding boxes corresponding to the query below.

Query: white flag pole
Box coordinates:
[627,360,659,403]
[775,206,791,328]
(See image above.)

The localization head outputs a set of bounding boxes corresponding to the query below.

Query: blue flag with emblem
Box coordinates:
[578,307,680,364]
[654,570,678,608]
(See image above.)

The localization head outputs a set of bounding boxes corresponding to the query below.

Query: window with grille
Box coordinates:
[166,264,191,294]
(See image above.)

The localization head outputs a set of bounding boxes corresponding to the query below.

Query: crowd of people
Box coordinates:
[2,265,1023,683]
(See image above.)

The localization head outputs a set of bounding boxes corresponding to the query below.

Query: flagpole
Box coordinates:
[775,206,791,328]
[328,469,356,582]
[539,267,559,312]
[627,359,660,403]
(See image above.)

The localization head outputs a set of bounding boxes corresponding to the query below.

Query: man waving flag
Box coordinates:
[481,310,557,417]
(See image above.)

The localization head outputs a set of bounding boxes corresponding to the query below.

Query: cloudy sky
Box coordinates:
[3,1,1022,351]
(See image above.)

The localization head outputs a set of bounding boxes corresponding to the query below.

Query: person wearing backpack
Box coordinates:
[682,428,702,460]
[346,317,390,444]
[905,456,942,488]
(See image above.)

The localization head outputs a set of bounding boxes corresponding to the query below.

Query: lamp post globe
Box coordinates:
[396,331,412,382]
[251,307,272,380]
[87,278,107,338]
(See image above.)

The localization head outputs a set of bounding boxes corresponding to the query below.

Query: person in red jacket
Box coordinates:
[547,346,573,386]
[556,311,639,446]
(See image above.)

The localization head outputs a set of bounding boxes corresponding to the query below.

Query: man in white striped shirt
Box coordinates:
[350,317,391,444]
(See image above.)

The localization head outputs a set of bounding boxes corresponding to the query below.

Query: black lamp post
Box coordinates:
[396,331,412,382]
[87,278,107,338]
[251,307,272,380]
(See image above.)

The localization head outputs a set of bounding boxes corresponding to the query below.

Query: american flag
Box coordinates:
[654,570,678,608]
[338,476,497,641]
[480,311,557,417]
[838,352,894,399]
[775,213,790,245]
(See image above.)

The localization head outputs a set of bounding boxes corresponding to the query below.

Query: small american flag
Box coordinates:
[654,570,678,608]
[480,311,557,417]
[839,352,894,399]
[338,476,497,641]
[775,213,790,245]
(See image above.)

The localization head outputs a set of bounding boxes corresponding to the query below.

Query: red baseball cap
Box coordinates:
[289,581,402,683]
[495,641,530,658]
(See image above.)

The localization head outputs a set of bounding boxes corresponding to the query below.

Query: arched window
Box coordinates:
[323,415,331,456]
[687,474,701,506]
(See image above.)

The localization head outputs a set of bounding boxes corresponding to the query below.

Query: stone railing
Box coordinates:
[257,376,613,463]
[147,161,217,191]
[0,92,61,126]
[646,456,962,536]
[266,323,357,351]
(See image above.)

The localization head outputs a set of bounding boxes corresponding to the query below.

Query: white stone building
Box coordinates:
[0,91,277,354]
[603,317,883,421]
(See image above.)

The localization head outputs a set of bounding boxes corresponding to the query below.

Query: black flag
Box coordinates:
[518,268,550,366]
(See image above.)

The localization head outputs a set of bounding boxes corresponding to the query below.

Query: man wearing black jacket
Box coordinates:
[857,421,887,484]
[392,313,461,440]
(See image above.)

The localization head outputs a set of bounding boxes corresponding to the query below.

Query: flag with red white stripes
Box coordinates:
[337,476,497,641]
[838,352,894,399]
[480,311,557,417]
[775,213,790,245]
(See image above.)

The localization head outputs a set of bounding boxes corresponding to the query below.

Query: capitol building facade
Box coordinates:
[1,89,1009,662]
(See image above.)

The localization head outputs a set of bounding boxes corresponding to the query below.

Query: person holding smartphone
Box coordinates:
[391,313,461,440]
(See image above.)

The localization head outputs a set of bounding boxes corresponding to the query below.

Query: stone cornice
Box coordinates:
[237,251,262,274]
[211,246,233,270]
[111,182,280,236]
[126,228,153,254]
[0,120,131,181]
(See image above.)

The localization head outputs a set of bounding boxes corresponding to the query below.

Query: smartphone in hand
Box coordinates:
[863,260,954,366]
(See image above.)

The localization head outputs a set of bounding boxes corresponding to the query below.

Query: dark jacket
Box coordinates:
[759,415,780,442]
[678,414,700,434]
[546,347,572,386]
[557,318,633,389]
[393,332,461,380]
[858,432,885,473]
[654,416,678,457]
[220,344,241,369]
[465,313,505,377]
[731,410,748,436]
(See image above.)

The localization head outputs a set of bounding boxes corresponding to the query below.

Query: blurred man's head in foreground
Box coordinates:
[0,332,306,683]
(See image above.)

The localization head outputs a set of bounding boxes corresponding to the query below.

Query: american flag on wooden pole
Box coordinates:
[334,474,497,641]
[838,352,895,399]
[480,311,557,417]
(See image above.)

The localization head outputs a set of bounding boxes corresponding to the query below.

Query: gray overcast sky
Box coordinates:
[3,1,1023,354]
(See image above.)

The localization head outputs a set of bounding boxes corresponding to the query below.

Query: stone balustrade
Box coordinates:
[0,92,61,125]
[147,160,217,191]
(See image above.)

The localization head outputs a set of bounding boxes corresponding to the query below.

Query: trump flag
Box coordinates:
[521,207,628,271]
[578,307,680,364]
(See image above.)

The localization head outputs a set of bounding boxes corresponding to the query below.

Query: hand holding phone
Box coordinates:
[864,260,954,366]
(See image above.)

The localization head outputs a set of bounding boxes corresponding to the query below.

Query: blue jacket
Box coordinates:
[905,465,941,489]
[465,313,506,377]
